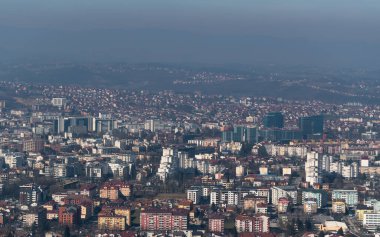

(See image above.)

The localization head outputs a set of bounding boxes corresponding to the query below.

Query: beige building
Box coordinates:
[114,207,131,226]
[303,198,318,214]
[321,221,348,233]
[277,197,290,213]
[47,211,58,220]
[23,208,46,227]
[99,181,132,200]
[236,165,245,177]
[356,206,374,221]
[243,195,267,211]
[282,167,292,176]
[255,203,268,214]
[361,166,380,175]
[259,167,268,175]
[98,214,126,231]
[119,184,132,197]
[100,186,119,200]
[332,199,346,214]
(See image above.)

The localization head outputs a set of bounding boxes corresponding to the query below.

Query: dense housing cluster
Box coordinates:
[0,81,379,237]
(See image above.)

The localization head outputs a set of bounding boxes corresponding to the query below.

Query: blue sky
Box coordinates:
[1,0,380,67]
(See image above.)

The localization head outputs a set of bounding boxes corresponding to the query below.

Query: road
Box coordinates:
[343,216,372,237]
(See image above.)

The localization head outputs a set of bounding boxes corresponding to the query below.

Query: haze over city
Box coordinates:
[1,0,380,67]
[0,1,380,237]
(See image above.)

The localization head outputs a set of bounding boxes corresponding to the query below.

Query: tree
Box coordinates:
[240,143,253,156]
[337,227,344,236]
[211,203,218,212]
[358,173,367,181]
[258,145,269,158]
[225,226,237,237]
[297,218,304,232]
[286,223,295,236]
[332,174,344,188]
[31,222,37,236]
[63,225,70,237]
[304,219,312,231]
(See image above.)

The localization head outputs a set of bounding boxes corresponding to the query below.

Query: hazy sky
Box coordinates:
[1,0,380,67]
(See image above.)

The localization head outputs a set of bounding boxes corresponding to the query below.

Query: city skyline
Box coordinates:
[0,1,380,237]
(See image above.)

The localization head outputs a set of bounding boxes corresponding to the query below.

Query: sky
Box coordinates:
[1,0,380,67]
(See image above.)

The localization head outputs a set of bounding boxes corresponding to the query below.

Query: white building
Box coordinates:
[266,144,308,158]
[85,162,108,178]
[363,213,380,232]
[5,153,24,168]
[187,189,201,204]
[202,187,211,197]
[220,191,239,206]
[108,162,127,177]
[210,189,220,205]
[321,155,331,172]
[332,190,358,207]
[144,119,158,132]
[305,151,322,185]
[249,188,270,203]
[196,160,221,174]
[330,161,358,179]
[179,152,195,170]
[235,215,269,233]
[53,163,72,178]
[236,165,245,177]
[302,190,327,208]
[271,186,297,205]
[51,98,67,108]
[157,147,179,181]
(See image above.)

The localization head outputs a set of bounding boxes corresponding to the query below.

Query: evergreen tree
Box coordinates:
[297,218,304,232]
[304,219,312,231]
[211,203,217,212]
[337,227,344,235]
[31,222,37,236]
[258,145,269,158]
[286,222,296,236]
[64,226,70,237]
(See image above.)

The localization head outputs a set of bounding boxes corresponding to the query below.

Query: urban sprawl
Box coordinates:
[0,81,379,237]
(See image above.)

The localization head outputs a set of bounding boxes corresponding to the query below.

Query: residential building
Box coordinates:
[187,189,201,205]
[363,213,380,232]
[98,210,126,231]
[22,207,47,227]
[235,215,269,233]
[58,205,81,226]
[277,198,290,213]
[305,151,322,186]
[271,186,297,205]
[19,183,46,205]
[303,198,318,214]
[332,199,346,214]
[208,214,224,233]
[301,189,328,208]
[332,190,358,207]
[140,208,188,231]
